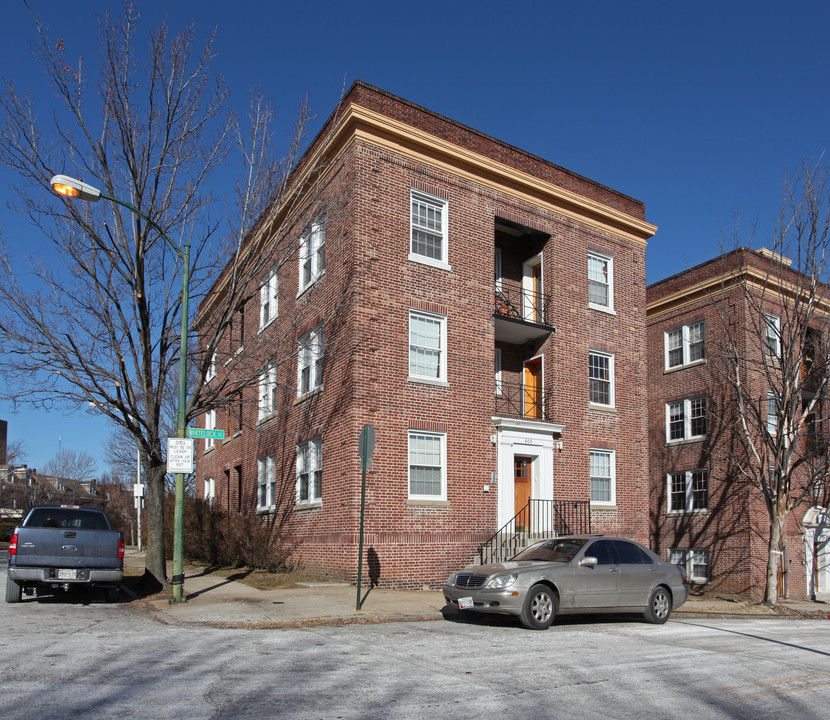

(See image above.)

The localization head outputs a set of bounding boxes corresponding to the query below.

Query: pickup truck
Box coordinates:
[6,505,124,603]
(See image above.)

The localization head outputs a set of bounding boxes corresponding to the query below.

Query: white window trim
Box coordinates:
[258,363,278,421]
[298,220,326,295]
[204,476,215,505]
[296,438,323,505]
[204,409,216,451]
[667,469,709,514]
[297,325,324,397]
[664,320,706,370]
[408,309,448,384]
[260,269,278,329]
[205,352,217,382]
[589,448,616,506]
[409,190,451,271]
[257,454,276,512]
[588,350,615,408]
[670,547,709,583]
[764,313,781,357]
[588,251,614,314]
[408,430,447,501]
[665,396,707,443]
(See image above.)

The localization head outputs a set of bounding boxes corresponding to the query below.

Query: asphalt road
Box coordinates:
[1,566,829,719]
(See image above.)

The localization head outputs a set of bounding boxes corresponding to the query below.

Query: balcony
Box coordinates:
[495,381,554,423]
[493,279,555,344]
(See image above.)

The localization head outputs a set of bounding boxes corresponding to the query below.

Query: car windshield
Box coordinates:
[511,538,587,563]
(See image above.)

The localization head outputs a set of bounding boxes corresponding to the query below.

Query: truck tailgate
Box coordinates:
[15,528,123,569]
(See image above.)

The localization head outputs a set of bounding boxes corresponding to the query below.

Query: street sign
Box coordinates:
[358,424,375,468]
[167,438,194,474]
[187,427,225,440]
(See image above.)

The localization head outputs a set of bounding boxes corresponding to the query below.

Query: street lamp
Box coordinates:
[50,173,190,603]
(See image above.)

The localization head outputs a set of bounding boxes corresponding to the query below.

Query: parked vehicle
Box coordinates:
[6,505,124,603]
[443,535,689,630]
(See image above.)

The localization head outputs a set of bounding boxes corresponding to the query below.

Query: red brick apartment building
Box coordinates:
[647,248,830,600]
[193,82,657,588]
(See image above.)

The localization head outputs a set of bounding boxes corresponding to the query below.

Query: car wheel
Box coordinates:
[644,586,672,624]
[5,576,22,603]
[520,584,557,630]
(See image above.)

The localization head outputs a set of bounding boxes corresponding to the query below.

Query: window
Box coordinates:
[299,220,325,293]
[408,431,447,500]
[257,454,276,512]
[204,476,215,505]
[297,438,322,504]
[409,310,447,382]
[670,548,709,583]
[260,269,278,328]
[588,251,613,311]
[668,470,708,513]
[767,392,778,435]
[666,397,706,442]
[205,352,217,382]
[495,348,502,394]
[204,409,216,450]
[259,364,278,420]
[764,313,781,356]
[589,449,616,505]
[588,351,614,407]
[665,320,705,369]
[297,325,324,396]
[410,191,449,268]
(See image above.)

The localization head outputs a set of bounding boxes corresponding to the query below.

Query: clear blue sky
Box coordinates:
[1,0,829,472]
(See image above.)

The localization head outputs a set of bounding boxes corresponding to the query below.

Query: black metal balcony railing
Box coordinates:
[495,381,553,422]
[478,499,592,565]
[494,279,552,327]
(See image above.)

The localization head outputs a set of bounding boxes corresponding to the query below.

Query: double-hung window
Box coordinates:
[259,363,278,420]
[204,409,217,451]
[257,454,276,512]
[297,438,322,504]
[670,548,709,583]
[299,220,325,293]
[665,320,705,369]
[409,310,447,383]
[297,325,324,396]
[589,449,616,505]
[666,396,706,442]
[260,269,278,328]
[588,351,614,407]
[668,470,708,513]
[408,430,447,500]
[204,476,215,505]
[410,191,449,269]
[205,351,217,382]
[764,313,781,356]
[588,251,613,312]
[767,392,778,435]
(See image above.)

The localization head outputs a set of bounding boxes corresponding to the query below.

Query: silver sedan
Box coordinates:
[443,535,689,630]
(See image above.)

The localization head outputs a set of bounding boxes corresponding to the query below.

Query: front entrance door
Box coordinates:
[523,358,542,420]
[514,456,531,532]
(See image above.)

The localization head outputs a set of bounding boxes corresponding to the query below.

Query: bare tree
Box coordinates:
[0,4,333,587]
[42,448,98,482]
[4,439,28,466]
[709,163,830,604]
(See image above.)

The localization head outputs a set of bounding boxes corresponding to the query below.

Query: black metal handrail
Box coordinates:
[478,499,592,565]
[494,279,551,327]
[494,381,553,422]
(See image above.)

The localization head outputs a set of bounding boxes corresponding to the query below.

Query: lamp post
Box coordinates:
[50,174,190,603]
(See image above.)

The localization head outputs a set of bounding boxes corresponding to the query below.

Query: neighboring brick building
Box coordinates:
[647,248,830,600]
[193,82,657,588]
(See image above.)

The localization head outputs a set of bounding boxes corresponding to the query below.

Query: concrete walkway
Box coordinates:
[123,552,830,629]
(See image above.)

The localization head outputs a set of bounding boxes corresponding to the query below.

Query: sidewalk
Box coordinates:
[123,552,830,629]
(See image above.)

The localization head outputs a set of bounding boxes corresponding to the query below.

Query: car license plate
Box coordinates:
[458,596,474,609]
[57,568,77,580]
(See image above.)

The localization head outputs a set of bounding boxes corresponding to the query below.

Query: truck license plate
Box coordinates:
[458,596,474,609]
[57,569,77,580]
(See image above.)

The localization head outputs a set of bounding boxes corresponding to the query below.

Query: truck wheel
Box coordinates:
[5,577,22,603]
[519,584,557,630]
[105,586,120,603]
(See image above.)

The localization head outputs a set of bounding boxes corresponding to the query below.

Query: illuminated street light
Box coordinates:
[50,173,190,603]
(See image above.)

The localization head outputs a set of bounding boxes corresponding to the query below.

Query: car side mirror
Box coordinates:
[579,556,598,567]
